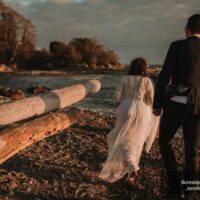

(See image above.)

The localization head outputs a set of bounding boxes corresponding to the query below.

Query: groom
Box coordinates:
[153,14,200,200]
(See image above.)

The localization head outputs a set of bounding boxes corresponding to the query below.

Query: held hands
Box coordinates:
[115,102,120,107]
[152,108,162,116]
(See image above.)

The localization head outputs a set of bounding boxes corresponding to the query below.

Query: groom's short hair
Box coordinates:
[187,14,200,34]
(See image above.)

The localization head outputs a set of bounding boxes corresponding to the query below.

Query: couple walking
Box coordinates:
[99,14,200,200]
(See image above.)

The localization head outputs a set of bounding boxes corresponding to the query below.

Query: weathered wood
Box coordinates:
[0,107,82,165]
[0,79,101,127]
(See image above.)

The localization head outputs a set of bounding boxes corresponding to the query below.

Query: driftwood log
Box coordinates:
[0,79,101,127]
[0,107,82,165]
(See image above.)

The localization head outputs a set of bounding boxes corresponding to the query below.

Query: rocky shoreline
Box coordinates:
[0,110,199,200]
[0,66,160,76]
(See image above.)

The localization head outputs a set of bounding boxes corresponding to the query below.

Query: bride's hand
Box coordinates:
[115,102,120,107]
[153,108,161,116]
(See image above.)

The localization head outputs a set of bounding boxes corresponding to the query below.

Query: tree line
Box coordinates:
[0,1,122,70]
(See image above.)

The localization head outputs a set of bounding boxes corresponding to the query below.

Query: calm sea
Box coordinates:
[0,74,125,116]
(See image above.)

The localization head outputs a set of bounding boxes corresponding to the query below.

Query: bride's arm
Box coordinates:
[113,78,125,106]
[146,78,154,107]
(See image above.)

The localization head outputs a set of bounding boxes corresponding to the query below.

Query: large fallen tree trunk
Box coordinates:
[0,107,82,165]
[0,79,100,127]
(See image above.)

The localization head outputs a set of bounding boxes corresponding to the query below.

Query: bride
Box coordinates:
[99,58,160,184]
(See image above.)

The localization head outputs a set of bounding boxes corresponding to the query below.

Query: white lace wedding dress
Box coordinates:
[99,75,160,183]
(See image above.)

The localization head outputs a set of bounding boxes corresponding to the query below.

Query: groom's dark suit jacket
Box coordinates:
[153,36,200,114]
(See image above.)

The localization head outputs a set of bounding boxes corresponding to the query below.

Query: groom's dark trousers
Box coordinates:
[159,100,200,194]
[153,36,200,195]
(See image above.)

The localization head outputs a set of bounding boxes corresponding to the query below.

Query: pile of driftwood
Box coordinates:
[0,80,101,165]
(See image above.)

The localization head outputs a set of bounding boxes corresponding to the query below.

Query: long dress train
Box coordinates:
[99,76,160,183]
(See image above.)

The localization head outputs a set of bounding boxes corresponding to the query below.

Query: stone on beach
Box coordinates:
[0,88,25,100]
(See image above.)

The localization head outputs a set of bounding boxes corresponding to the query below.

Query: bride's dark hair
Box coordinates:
[128,57,148,76]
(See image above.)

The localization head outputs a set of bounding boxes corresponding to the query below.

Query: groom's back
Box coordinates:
[170,36,200,86]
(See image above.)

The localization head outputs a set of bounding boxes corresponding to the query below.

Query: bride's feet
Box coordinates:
[126,177,136,186]
[126,172,138,186]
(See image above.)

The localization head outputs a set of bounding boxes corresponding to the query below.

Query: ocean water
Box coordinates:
[0,74,125,116]
[0,73,183,135]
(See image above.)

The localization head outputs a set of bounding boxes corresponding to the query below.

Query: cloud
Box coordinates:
[51,0,84,4]
[3,0,200,64]
[5,0,48,7]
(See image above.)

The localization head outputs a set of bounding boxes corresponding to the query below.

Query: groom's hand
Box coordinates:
[115,102,120,107]
[153,108,161,116]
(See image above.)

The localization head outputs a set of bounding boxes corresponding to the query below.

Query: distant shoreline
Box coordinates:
[0,66,161,77]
